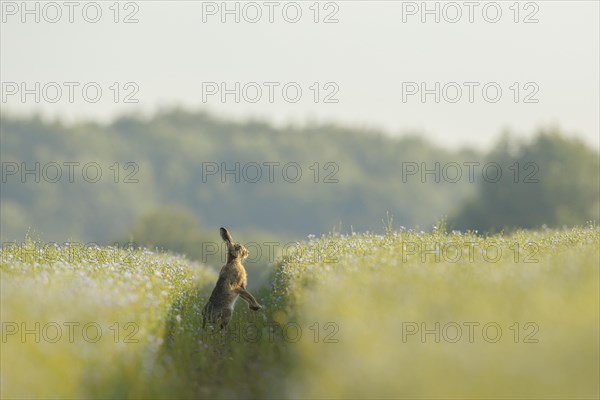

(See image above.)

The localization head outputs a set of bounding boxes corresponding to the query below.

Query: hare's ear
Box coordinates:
[220,227,234,245]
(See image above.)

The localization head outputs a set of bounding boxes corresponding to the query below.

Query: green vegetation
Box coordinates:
[3,111,597,254]
[0,238,215,398]
[2,224,598,398]
[2,109,598,398]
[277,223,600,398]
[452,132,600,231]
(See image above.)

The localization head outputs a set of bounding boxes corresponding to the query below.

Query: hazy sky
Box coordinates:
[1,1,598,150]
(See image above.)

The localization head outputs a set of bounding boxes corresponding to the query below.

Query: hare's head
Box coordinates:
[220,227,248,262]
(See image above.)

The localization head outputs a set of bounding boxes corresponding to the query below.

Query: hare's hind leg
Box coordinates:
[201,307,208,329]
[219,308,233,330]
[202,303,214,329]
[237,288,262,310]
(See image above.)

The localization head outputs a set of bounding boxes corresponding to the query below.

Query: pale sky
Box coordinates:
[1,0,598,150]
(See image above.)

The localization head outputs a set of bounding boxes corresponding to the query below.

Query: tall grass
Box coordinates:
[0,239,294,398]
[0,240,216,398]
[277,225,600,398]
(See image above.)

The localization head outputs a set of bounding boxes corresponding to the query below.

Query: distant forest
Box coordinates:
[2,110,598,249]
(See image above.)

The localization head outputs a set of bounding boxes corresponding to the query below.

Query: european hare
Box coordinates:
[202,227,262,329]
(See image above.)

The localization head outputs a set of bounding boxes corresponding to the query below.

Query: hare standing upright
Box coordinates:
[202,227,262,330]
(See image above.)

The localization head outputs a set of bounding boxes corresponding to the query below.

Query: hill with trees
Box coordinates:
[1,110,597,261]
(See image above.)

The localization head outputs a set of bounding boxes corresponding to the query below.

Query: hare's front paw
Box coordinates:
[250,304,262,311]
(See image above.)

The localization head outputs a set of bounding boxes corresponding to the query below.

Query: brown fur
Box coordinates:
[202,227,262,329]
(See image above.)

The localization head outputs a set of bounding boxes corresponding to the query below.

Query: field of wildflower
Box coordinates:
[1,224,599,399]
